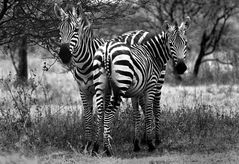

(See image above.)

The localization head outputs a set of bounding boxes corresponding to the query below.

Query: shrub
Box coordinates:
[1,73,239,156]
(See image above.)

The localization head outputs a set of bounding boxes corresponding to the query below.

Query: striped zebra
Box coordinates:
[54,3,165,153]
[92,18,190,156]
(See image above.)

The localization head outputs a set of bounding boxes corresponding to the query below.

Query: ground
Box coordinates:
[1,150,239,164]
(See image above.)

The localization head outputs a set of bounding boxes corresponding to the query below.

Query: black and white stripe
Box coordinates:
[54,3,165,153]
[92,18,190,156]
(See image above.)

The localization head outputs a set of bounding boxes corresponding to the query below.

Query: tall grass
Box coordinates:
[0,71,84,154]
[1,67,239,159]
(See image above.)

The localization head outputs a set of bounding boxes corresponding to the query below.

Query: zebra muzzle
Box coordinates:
[175,60,187,74]
[58,44,72,65]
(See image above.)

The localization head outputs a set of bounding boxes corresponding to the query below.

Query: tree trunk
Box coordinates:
[17,35,28,85]
[193,50,204,77]
[193,31,208,77]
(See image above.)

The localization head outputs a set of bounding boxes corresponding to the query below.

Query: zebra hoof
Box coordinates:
[104,146,113,157]
[81,145,86,154]
[92,143,100,156]
[147,140,156,152]
[148,145,156,152]
[133,139,141,152]
[133,146,141,152]
[155,139,162,147]
[82,141,92,154]
[140,136,147,145]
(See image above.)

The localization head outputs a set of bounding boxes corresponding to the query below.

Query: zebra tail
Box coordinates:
[103,42,111,79]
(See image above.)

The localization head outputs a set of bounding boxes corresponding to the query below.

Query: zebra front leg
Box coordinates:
[154,82,164,147]
[145,109,156,152]
[80,92,93,154]
[92,106,103,156]
[92,93,111,156]
[132,97,141,152]
[153,92,162,147]
[144,95,156,152]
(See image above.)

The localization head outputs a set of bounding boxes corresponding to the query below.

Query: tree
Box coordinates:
[0,0,140,82]
[192,0,239,77]
[129,0,239,78]
[3,0,238,81]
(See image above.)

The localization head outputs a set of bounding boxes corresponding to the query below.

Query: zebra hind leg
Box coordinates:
[132,97,141,152]
[102,122,113,156]
[103,141,113,157]
[103,94,121,156]
[138,96,147,146]
[133,139,140,152]
[147,139,156,152]
[144,102,156,152]
[140,128,147,146]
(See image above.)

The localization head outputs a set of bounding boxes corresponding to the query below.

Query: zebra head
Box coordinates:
[54,3,90,65]
[164,17,190,74]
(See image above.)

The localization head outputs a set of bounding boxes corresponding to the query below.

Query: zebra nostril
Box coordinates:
[175,60,187,74]
[58,44,72,65]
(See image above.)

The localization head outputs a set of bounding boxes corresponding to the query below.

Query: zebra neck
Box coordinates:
[144,34,170,70]
[72,36,94,71]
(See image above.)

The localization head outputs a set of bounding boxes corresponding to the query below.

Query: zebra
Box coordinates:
[92,18,190,156]
[54,3,165,153]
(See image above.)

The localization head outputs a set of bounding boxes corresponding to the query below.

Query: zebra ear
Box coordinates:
[54,3,67,20]
[72,6,77,17]
[163,21,170,32]
[76,2,84,17]
[184,16,190,30]
[70,4,83,18]
[174,20,178,29]
[75,15,91,30]
[84,17,92,29]
[65,4,75,16]
[180,16,190,31]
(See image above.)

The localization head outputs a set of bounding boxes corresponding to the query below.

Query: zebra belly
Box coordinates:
[73,68,95,95]
[75,78,95,95]
[117,76,147,98]
[124,73,158,97]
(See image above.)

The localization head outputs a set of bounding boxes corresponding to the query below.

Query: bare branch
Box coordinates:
[0,0,9,20]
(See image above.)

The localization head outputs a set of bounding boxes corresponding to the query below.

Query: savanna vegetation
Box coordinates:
[1,0,239,163]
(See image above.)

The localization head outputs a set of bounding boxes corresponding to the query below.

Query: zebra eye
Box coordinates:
[185,40,188,45]
[169,41,174,46]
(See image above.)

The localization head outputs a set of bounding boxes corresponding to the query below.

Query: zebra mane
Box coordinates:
[138,31,170,68]
[140,32,157,44]
[131,31,167,49]
[140,31,167,45]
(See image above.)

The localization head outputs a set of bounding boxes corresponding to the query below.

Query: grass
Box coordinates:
[1,56,239,163]
[1,150,239,164]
